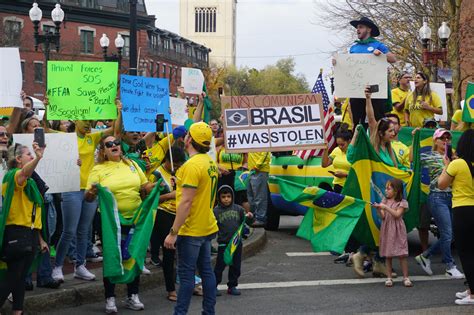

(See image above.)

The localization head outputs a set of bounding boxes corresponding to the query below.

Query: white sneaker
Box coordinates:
[455,295,474,305]
[415,254,433,275]
[456,290,470,299]
[142,266,151,275]
[446,266,465,279]
[74,265,96,281]
[52,266,64,282]
[126,294,145,310]
[105,297,117,314]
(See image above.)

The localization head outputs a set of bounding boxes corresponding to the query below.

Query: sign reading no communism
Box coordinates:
[221,94,326,153]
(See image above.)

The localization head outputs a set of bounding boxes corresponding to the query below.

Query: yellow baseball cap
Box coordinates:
[189,122,212,147]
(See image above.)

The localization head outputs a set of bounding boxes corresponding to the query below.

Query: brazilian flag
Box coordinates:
[462,82,474,123]
[342,125,422,249]
[271,177,366,253]
[97,182,161,284]
[224,219,245,265]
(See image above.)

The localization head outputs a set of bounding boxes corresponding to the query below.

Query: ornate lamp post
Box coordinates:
[419,19,451,80]
[99,33,124,69]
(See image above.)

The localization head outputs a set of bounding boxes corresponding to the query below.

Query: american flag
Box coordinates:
[294,72,335,160]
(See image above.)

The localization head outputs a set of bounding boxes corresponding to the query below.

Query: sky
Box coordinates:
[145,0,348,87]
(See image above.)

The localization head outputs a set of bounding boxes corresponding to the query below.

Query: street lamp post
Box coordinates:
[419,19,451,81]
[99,33,124,69]
[129,0,138,76]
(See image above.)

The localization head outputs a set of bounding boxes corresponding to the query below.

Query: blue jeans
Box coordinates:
[175,234,216,315]
[247,171,269,222]
[424,191,455,269]
[54,190,97,268]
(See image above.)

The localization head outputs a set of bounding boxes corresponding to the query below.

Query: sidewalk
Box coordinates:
[6,228,266,314]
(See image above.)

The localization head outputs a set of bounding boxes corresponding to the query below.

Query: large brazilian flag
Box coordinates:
[342,125,422,249]
[462,82,474,123]
[272,177,366,253]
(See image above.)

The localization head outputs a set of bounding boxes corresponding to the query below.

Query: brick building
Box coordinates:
[0,0,211,98]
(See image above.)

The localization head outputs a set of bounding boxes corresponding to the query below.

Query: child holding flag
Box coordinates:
[213,185,253,296]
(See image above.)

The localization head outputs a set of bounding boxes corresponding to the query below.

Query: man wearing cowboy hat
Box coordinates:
[335,17,397,129]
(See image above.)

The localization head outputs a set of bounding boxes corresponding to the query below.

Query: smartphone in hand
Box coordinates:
[34,127,45,147]
[368,84,379,93]
[155,114,165,132]
[445,142,453,161]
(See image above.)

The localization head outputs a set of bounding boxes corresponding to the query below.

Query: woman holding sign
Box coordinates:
[85,135,155,313]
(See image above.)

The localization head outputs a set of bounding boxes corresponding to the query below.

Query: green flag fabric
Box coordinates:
[223,219,246,265]
[97,181,161,284]
[462,82,474,123]
[271,177,366,253]
[202,83,212,123]
[342,125,422,249]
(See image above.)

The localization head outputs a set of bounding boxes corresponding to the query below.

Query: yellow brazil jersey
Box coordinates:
[176,153,219,237]
[154,164,176,214]
[78,132,102,189]
[341,98,353,130]
[405,91,442,127]
[218,148,243,171]
[391,87,409,126]
[391,140,410,169]
[144,135,173,179]
[3,170,42,229]
[87,160,147,219]
[452,109,474,131]
[329,147,351,186]
[248,152,270,173]
[446,159,474,208]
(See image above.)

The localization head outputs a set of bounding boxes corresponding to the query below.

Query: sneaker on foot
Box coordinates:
[227,287,241,296]
[86,253,103,263]
[334,253,350,264]
[456,290,470,299]
[105,297,117,314]
[74,265,96,281]
[446,266,465,279]
[415,254,433,276]
[455,295,474,305]
[150,256,162,267]
[126,294,145,310]
[52,266,64,283]
[142,266,151,275]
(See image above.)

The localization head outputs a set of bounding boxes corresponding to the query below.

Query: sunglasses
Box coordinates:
[104,139,121,148]
[0,132,9,137]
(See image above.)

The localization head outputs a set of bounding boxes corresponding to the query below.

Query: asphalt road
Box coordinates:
[43,216,474,314]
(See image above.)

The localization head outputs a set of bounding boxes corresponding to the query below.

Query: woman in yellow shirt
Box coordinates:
[0,142,48,314]
[439,129,474,305]
[85,135,154,313]
[404,72,442,127]
[322,126,352,193]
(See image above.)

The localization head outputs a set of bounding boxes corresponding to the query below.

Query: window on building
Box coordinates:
[80,30,94,54]
[4,20,22,46]
[42,24,55,34]
[122,35,130,57]
[156,63,160,78]
[149,62,154,77]
[175,42,181,53]
[34,62,43,83]
[187,46,193,57]
[194,7,217,32]
[80,0,97,8]
[164,39,170,50]
[162,64,167,78]
[169,67,173,82]
[21,61,25,81]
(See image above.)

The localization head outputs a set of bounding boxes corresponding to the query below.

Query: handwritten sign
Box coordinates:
[221,94,325,153]
[0,48,22,108]
[181,67,204,95]
[120,75,171,132]
[334,54,388,99]
[13,133,80,193]
[409,81,447,121]
[170,97,188,126]
[47,61,118,120]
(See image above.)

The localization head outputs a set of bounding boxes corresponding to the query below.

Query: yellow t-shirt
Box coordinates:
[446,159,474,208]
[153,164,176,215]
[248,152,270,173]
[78,132,102,189]
[329,147,351,186]
[3,170,42,229]
[144,135,173,179]
[176,153,219,237]
[391,87,409,126]
[391,140,410,169]
[405,91,442,127]
[341,99,353,130]
[452,109,474,131]
[218,148,243,171]
[87,160,147,218]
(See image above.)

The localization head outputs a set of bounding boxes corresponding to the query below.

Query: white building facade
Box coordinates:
[179,0,236,66]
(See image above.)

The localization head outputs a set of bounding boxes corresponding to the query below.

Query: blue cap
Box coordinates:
[173,125,187,139]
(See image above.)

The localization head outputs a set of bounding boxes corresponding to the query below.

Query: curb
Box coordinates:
[16,228,266,314]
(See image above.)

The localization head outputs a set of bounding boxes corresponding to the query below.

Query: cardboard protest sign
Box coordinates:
[0,48,23,108]
[221,94,325,153]
[170,97,188,126]
[181,67,204,94]
[409,81,447,122]
[47,61,118,120]
[120,75,171,132]
[334,54,388,99]
[13,133,80,193]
